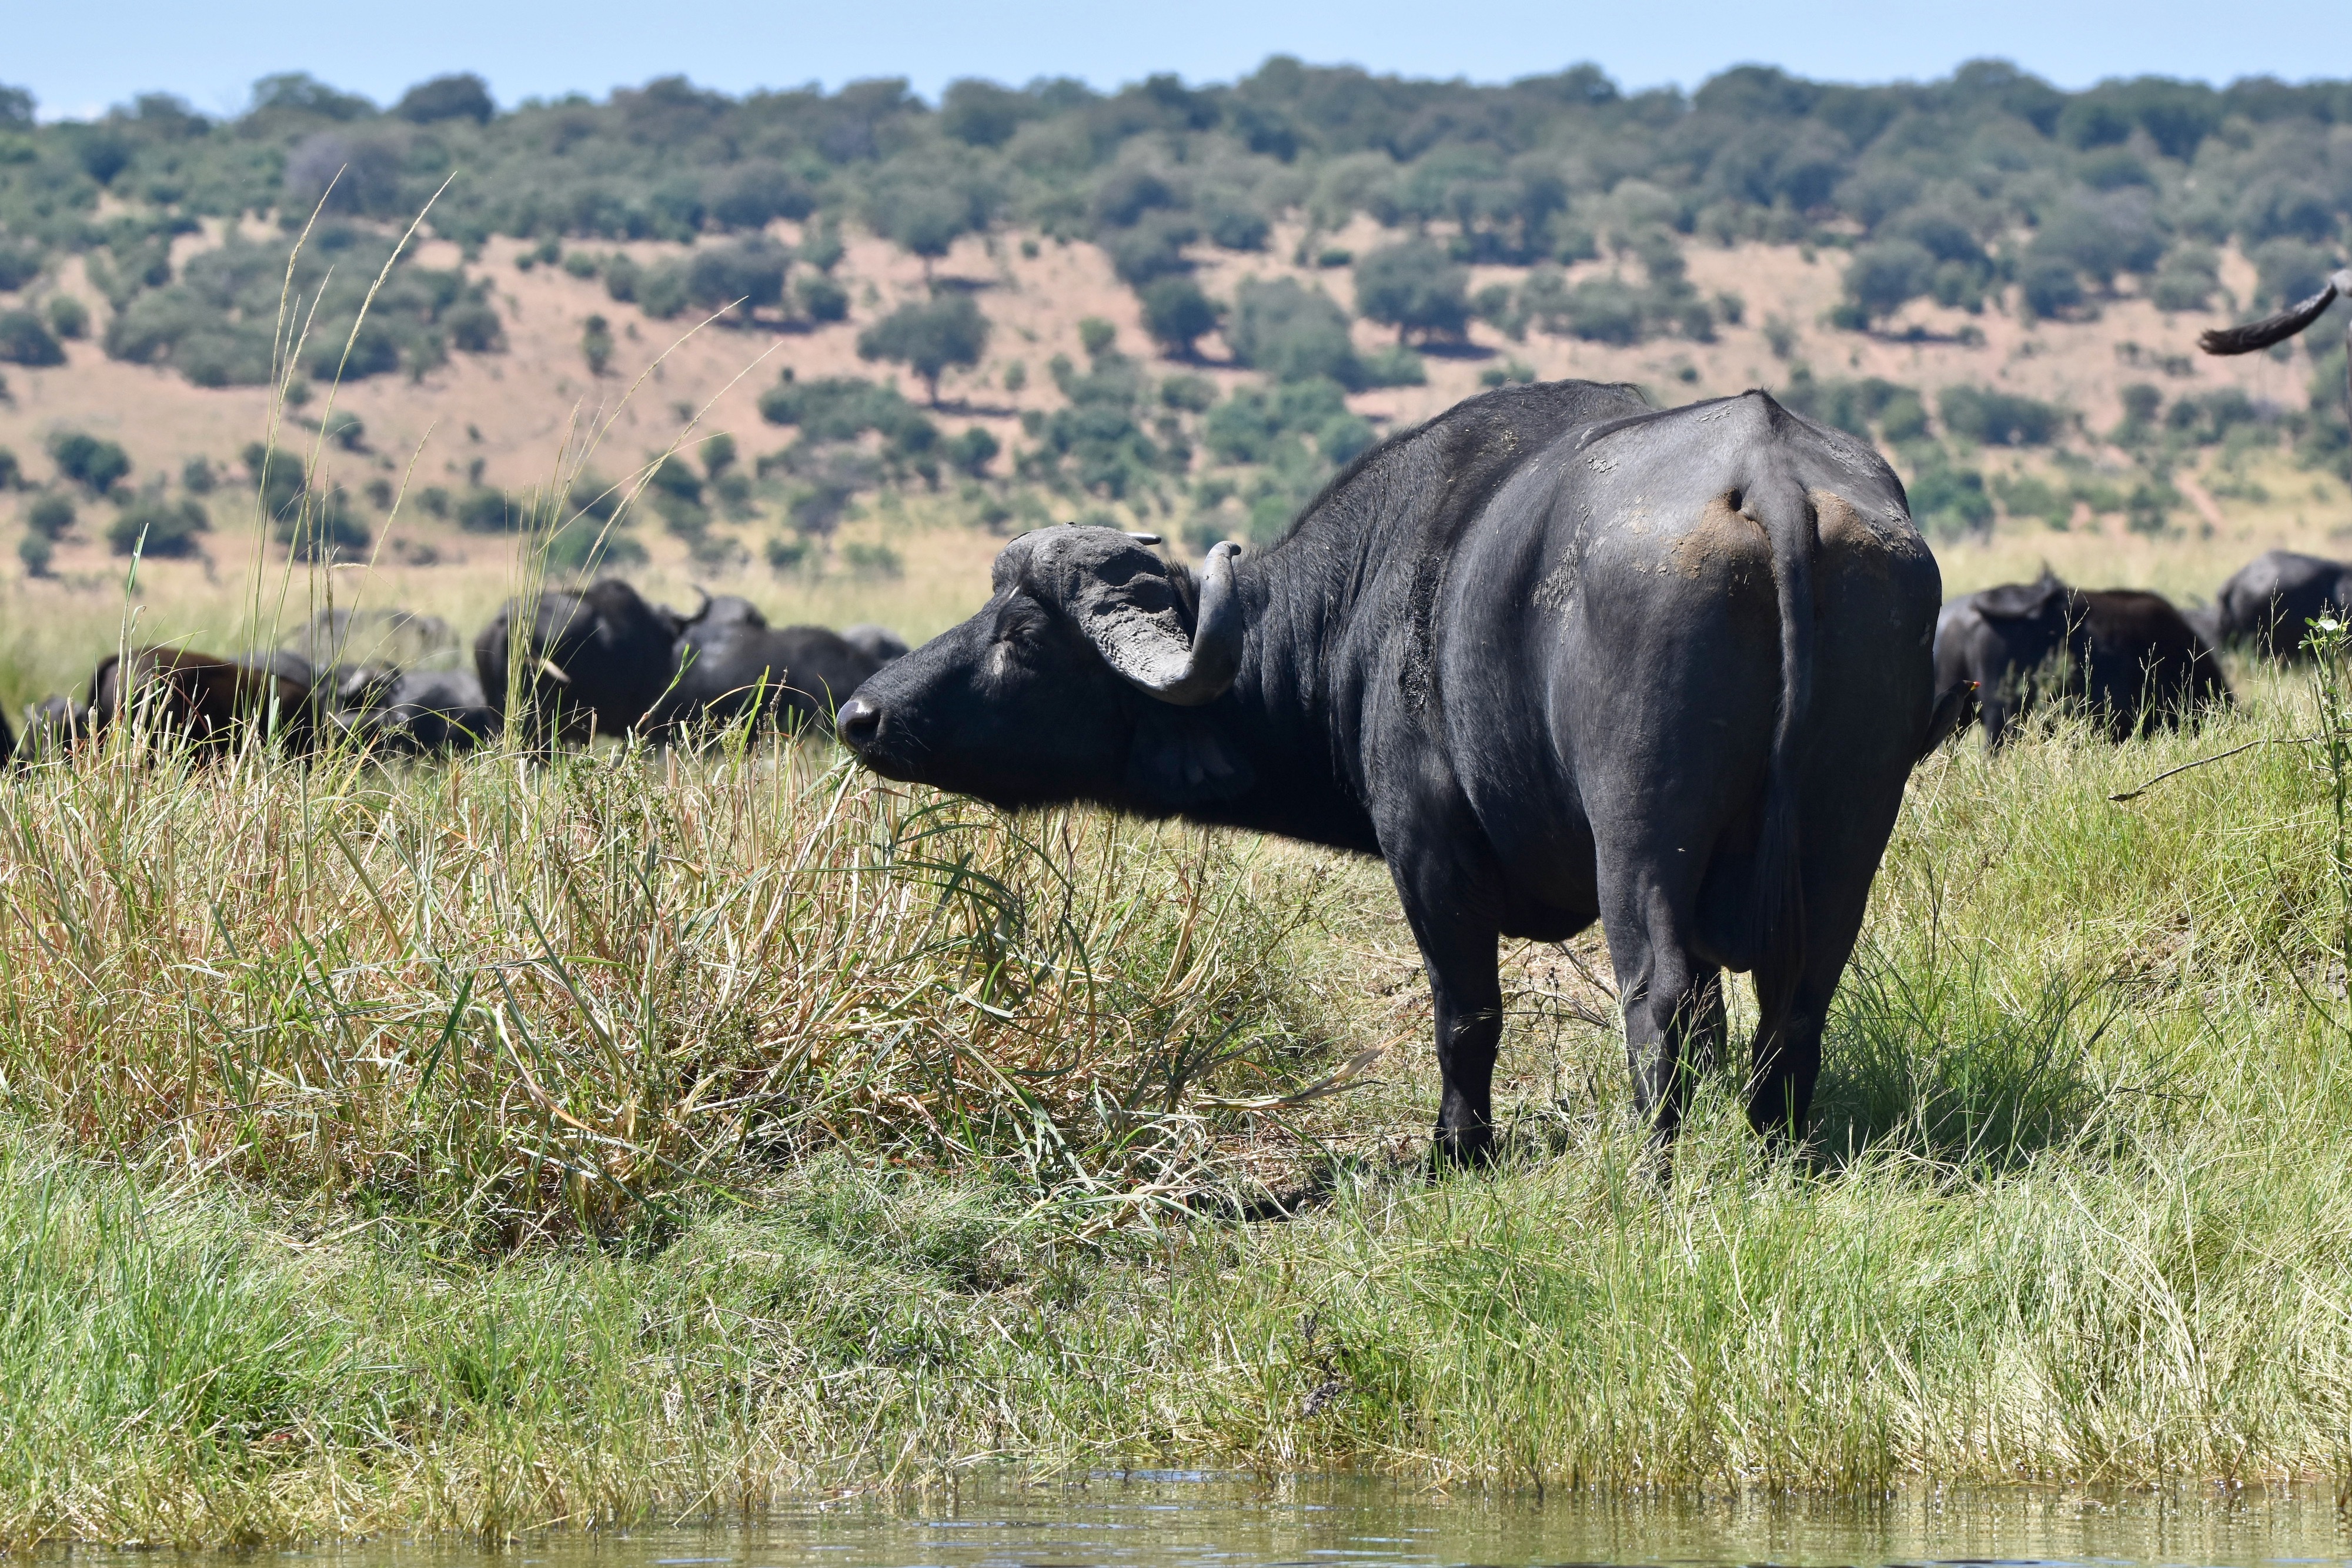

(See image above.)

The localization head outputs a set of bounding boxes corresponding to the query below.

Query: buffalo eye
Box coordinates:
[986,600,1052,679]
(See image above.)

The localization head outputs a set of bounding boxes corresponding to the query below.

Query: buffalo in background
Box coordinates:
[335,670,502,755]
[475,579,689,747]
[644,595,886,740]
[2204,550,2352,660]
[14,579,901,764]
[1935,573,2230,749]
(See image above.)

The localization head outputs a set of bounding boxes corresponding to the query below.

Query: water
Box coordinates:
[49,1473,2352,1568]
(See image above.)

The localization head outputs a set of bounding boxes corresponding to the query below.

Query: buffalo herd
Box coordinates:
[5,581,904,764]
[12,368,2350,1162]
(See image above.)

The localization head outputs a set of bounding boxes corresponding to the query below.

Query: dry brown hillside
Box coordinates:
[1,218,2347,710]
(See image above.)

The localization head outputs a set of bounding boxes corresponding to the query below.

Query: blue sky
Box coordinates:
[12,0,2350,120]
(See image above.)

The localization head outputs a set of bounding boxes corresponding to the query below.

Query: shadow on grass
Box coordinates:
[1808,935,2167,1173]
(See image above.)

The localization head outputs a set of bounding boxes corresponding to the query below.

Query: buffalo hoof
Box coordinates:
[1426,1119,1496,1175]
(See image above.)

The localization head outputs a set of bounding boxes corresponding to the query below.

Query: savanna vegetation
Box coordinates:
[4,55,2352,578]
[1,558,2351,1543]
[5,49,2352,1550]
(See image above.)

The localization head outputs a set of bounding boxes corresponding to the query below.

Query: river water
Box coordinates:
[51,1473,2352,1568]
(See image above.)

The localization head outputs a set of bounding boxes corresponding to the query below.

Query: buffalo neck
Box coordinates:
[1171,521,1387,856]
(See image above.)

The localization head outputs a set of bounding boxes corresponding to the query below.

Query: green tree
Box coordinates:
[1842,240,1936,325]
[582,314,613,376]
[1353,239,1470,342]
[1227,278,1362,387]
[48,432,130,494]
[1140,277,1222,358]
[26,492,74,540]
[856,294,990,406]
[45,296,87,341]
[0,310,64,367]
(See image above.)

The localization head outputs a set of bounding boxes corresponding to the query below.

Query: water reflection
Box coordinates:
[54,1473,2352,1568]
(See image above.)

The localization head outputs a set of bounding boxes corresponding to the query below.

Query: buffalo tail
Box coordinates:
[1746,473,1815,1027]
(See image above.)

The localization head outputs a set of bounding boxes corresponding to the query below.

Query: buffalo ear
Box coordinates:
[1125,706,1255,807]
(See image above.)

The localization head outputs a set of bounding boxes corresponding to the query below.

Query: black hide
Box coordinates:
[842,382,1947,1158]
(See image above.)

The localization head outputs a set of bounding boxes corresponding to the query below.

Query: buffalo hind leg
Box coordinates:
[1602,883,1715,1148]
[1746,964,1829,1142]
[1401,912,1504,1168]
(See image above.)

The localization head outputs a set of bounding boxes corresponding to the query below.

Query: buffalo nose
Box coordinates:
[836,697,880,748]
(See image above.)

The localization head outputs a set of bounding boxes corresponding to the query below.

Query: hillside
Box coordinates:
[1,59,2351,705]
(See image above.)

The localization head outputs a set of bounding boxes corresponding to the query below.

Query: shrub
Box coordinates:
[2028,191,2166,285]
[686,237,789,321]
[108,497,209,559]
[49,431,131,494]
[1353,239,1470,341]
[1939,386,2066,446]
[243,443,306,522]
[948,426,1000,477]
[181,456,215,494]
[271,490,369,563]
[542,515,645,573]
[0,449,16,489]
[1207,205,1270,252]
[1842,239,1936,323]
[455,487,520,533]
[1908,459,1994,540]
[1227,278,1361,387]
[45,296,87,340]
[582,314,613,375]
[0,310,64,366]
[2251,239,2336,310]
[16,533,50,575]
[394,72,494,125]
[1140,277,1221,357]
[840,540,904,578]
[445,300,505,353]
[1359,343,1427,387]
[2019,260,2087,321]
[0,245,42,292]
[2149,245,2220,312]
[856,294,990,404]
[1104,216,1197,285]
[25,492,74,539]
[759,375,937,453]
[796,273,848,323]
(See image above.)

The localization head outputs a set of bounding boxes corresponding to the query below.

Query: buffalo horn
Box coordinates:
[1125,531,1164,545]
[2200,269,2352,356]
[1103,541,1245,707]
[537,657,573,686]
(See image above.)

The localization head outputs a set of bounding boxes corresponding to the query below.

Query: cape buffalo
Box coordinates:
[644,596,886,740]
[1935,573,2230,749]
[2207,549,2352,659]
[76,647,319,754]
[12,694,86,763]
[840,383,1955,1158]
[474,579,684,746]
[335,670,502,755]
[841,623,910,663]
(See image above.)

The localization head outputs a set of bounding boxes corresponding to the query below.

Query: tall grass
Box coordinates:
[7,548,2352,1542]
[0,743,1334,1251]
